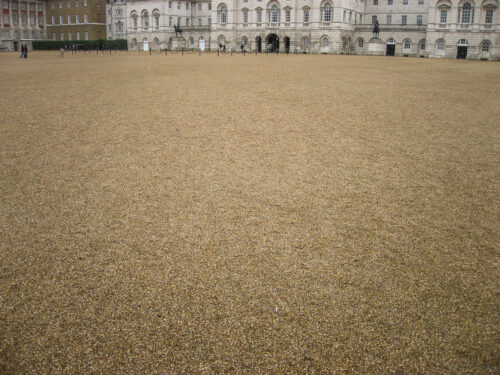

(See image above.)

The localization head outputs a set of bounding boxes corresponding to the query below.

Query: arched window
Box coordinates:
[358,38,364,47]
[419,39,426,50]
[131,13,138,29]
[322,36,329,47]
[220,5,227,24]
[131,38,137,47]
[458,39,468,45]
[461,2,472,23]
[323,3,332,22]
[153,10,160,29]
[437,39,445,50]
[242,36,248,45]
[189,36,194,45]
[482,41,490,52]
[403,39,411,49]
[243,9,248,23]
[142,11,149,29]
[153,37,160,46]
[271,5,279,22]
[387,37,395,44]
[302,36,309,46]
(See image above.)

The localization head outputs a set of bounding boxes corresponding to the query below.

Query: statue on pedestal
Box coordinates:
[372,20,380,38]
[174,24,183,38]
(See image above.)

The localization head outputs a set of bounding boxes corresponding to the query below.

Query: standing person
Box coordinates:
[24,45,28,58]
[20,45,24,58]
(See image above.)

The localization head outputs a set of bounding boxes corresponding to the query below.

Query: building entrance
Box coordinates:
[266,33,279,52]
[457,46,467,59]
[386,44,395,56]
[284,37,290,53]
[256,36,262,52]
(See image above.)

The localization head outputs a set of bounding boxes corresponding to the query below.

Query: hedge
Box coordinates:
[33,39,128,51]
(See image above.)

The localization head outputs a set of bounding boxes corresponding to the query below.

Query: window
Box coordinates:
[4,30,10,38]
[461,3,471,23]
[388,0,392,4]
[3,13,8,24]
[208,17,211,24]
[437,40,444,50]
[31,30,35,39]
[257,10,262,22]
[51,1,54,8]
[143,12,148,28]
[12,1,17,8]
[108,8,111,15]
[372,15,377,24]
[418,0,423,3]
[358,39,363,47]
[37,3,42,10]
[285,9,290,22]
[177,16,180,25]
[177,1,180,9]
[403,0,407,4]
[21,13,26,24]
[38,15,43,24]
[349,11,352,22]
[482,41,490,52]
[343,10,346,21]
[59,0,62,8]
[302,36,308,46]
[115,8,121,15]
[401,15,407,24]
[373,0,378,4]
[68,31,72,40]
[75,0,78,6]
[116,21,122,30]
[51,15,55,24]
[76,31,80,39]
[323,3,332,22]
[271,4,279,22]
[29,2,34,10]
[440,9,447,23]
[220,6,226,23]
[84,31,88,40]
[243,10,248,23]
[30,14,35,24]
[404,39,410,48]
[59,15,63,24]
[303,9,309,22]
[198,18,201,26]
[75,14,79,22]
[133,15,137,28]
[322,37,328,47]
[108,23,111,30]
[168,1,171,8]
[420,40,425,49]
[198,3,201,10]
[84,13,87,22]
[52,32,56,40]
[387,15,391,24]
[417,15,422,25]
[2,1,7,8]
[13,13,18,24]
[83,0,86,6]
[60,32,64,40]
[485,9,493,23]
[186,2,188,9]
[154,14,159,28]
[360,14,362,23]
[208,2,211,10]
[169,16,172,25]
[67,0,70,7]
[185,17,188,25]
[40,30,44,39]
[67,15,71,24]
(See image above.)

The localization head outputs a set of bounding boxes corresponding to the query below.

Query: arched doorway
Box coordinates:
[266,33,279,52]
[457,39,468,59]
[256,36,262,52]
[199,36,205,51]
[284,36,290,53]
[386,38,395,56]
[143,37,149,51]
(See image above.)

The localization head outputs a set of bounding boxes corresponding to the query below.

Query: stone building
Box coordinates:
[107,0,499,59]
[45,0,106,41]
[0,0,47,51]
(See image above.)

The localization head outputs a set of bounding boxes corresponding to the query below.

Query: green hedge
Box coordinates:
[33,39,127,50]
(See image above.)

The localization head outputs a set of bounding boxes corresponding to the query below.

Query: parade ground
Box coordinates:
[0,51,499,373]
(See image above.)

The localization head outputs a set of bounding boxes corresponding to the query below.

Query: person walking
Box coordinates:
[20,45,24,58]
[24,45,28,58]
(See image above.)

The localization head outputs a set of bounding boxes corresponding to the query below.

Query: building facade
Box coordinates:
[45,0,106,41]
[0,0,47,51]
[106,0,499,59]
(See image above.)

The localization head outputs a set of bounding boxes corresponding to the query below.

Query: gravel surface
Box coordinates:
[0,51,499,374]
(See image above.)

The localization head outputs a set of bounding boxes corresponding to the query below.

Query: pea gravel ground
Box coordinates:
[0,51,499,374]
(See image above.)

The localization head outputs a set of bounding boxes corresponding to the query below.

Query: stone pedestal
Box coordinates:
[171,37,186,50]
[367,37,386,56]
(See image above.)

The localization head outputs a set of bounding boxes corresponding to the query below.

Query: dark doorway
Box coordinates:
[284,37,290,54]
[386,44,395,56]
[266,33,279,52]
[256,36,262,53]
[13,41,19,51]
[457,46,467,59]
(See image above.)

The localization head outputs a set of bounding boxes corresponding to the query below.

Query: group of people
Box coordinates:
[19,45,28,59]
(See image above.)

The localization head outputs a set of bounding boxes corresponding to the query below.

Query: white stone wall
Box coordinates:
[106,0,499,59]
[106,0,128,39]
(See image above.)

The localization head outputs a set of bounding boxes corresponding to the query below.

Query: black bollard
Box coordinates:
[150,48,151,55]
[182,48,183,56]
[165,48,167,55]
[217,49,219,56]
[109,49,111,54]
